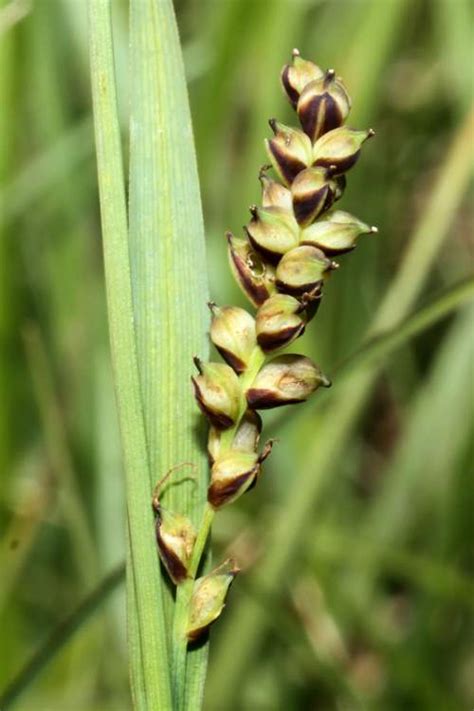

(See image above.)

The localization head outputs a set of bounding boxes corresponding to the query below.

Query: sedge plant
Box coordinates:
[152,49,376,708]
[90,0,374,704]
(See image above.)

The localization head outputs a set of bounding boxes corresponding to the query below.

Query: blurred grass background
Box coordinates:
[0,0,473,709]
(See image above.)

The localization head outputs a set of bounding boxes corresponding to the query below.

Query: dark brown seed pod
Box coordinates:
[297,69,351,142]
[192,358,241,429]
[209,303,256,374]
[154,508,196,585]
[208,441,273,509]
[291,166,336,226]
[246,354,331,410]
[259,167,293,210]
[312,126,375,175]
[275,245,337,296]
[301,210,378,255]
[245,205,299,263]
[255,293,306,352]
[280,48,324,108]
[227,232,276,307]
[265,120,313,186]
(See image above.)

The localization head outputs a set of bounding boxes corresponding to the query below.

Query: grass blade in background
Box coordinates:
[89,1,172,707]
[128,0,210,705]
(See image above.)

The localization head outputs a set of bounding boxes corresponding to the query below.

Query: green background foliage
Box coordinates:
[0,0,473,709]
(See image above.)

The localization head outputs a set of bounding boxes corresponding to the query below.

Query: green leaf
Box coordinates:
[0,564,125,710]
[89,0,174,707]
[128,0,210,706]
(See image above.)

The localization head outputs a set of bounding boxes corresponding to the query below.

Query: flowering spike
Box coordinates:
[177,51,374,649]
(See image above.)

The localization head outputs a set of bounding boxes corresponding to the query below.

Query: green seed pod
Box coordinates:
[291,166,336,226]
[301,210,378,255]
[275,245,337,295]
[259,168,292,211]
[187,560,239,642]
[246,354,331,409]
[192,358,241,429]
[256,293,306,352]
[207,410,262,464]
[280,48,324,108]
[227,232,276,307]
[154,507,196,585]
[312,126,375,175]
[209,303,257,374]
[245,205,300,262]
[208,441,273,508]
[265,119,313,186]
[297,69,351,142]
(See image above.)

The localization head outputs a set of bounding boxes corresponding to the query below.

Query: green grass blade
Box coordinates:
[0,564,125,710]
[23,325,97,585]
[336,275,474,375]
[128,0,210,704]
[89,1,172,708]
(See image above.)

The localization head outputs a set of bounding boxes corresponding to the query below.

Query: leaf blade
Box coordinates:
[89,0,173,707]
